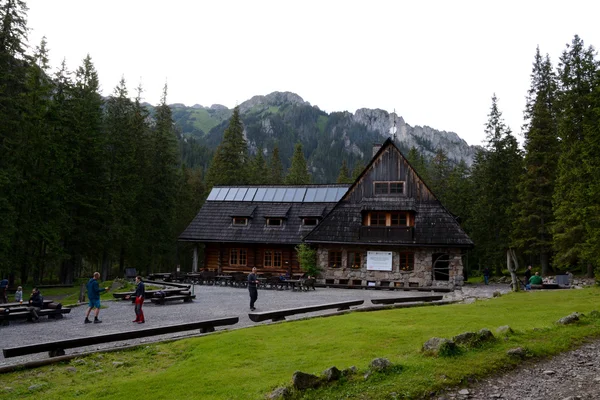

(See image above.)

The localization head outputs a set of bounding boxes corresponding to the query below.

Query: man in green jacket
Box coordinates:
[529,272,543,286]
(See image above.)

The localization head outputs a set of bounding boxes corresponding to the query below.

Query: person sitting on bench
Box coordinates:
[529,272,543,288]
[28,287,44,321]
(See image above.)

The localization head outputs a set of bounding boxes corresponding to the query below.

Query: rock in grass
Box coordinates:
[267,387,289,399]
[557,313,580,325]
[342,366,357,376]
[507,347,526,358]
[292,371,321,390]
[452,331,478,346]
[422,337,458,356]
[369,357,392,371]
[323,366,341,381]
[496,325,513,335]
[477,328,495,343]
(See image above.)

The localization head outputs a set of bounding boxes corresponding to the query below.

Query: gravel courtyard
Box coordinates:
[1,284,488,368]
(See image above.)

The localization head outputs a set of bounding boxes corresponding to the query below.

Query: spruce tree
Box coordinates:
[336,159,351,183]
[468,95,523,274]
[351,159,365,181]
[512,48,559,274]
[553,35,599,273]
[206,106,249,188]
[250,147,269,184]
[285,142,311,184]
[269,145,284,184]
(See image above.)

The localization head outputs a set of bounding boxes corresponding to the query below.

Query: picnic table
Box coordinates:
[215,275,233,286]
[1,299,53,308]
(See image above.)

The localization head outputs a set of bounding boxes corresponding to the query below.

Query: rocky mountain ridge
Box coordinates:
[171,91,480,182]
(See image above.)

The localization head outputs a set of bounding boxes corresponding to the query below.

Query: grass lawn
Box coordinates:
[1,287,599,399]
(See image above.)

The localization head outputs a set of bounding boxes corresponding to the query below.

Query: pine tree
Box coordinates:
[336,159,351,183]
[512,47,559,274]
[206,106,249,188]
[285,142,311,184]
[429,148,451,202]
[269,145,284,184]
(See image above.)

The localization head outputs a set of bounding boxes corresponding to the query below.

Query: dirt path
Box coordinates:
[436,338,600,399]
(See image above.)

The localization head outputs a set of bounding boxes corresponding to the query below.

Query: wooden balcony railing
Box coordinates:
[359,226,414,241]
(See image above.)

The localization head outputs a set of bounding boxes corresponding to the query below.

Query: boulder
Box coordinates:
[291,371,321,390]
[557,312,580,325]
[422,337,458,356]
[369,357,392,371]
[267,387,289,399]
[507,347,526,358]
[496,325,514,335]
[323,366,341,382]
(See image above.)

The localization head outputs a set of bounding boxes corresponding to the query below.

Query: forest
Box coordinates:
[1,0,599,285]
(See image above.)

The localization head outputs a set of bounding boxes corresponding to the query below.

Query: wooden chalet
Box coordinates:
[179,138,473,288]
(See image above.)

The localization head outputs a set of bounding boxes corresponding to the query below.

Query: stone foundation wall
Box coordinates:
[317,246,464,288]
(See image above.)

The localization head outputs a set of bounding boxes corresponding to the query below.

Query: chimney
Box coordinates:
[372,143,382,157]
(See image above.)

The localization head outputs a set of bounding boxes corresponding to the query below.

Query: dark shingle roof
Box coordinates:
[179,202,338,244]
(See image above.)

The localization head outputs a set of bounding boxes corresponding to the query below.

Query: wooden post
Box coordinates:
[79,283,86,303]
[192,245,198,273]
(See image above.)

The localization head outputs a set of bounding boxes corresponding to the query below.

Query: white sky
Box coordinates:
[26,0,599,146]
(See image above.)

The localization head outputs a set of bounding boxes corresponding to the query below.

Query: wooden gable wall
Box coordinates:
[345,145,436,204]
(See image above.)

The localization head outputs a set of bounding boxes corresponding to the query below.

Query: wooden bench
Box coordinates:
[0,308,71,325]
[370,295,444,305]
[248,300,365,322]
[150,294,196,305]
[2,317,239,358]
[113,288,187,301]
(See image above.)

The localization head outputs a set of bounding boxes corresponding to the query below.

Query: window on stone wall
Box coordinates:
[348,252,362,269]
[328,251,342,268]
[399,252,414,272]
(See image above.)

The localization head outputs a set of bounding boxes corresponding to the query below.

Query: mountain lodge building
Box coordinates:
[178,138,473,289]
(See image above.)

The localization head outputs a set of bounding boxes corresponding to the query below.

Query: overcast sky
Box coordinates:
[26,0,599,146]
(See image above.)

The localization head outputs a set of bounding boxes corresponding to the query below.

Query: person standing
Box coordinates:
[525,265,532,283]
[248,267,259,311]
[483,266,490,285]
[0,277,8,303]
[130,276,145,323]
[84,272,109,324]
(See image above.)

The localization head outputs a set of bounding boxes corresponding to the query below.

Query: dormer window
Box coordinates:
[374,181,404,195]
[302,217,318,226]
[266,218,283,227]
[232,217,248,226]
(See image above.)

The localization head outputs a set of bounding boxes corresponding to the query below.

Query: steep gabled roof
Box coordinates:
[303,139,473,247]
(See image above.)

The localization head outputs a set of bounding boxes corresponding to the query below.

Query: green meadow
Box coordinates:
[1,287,599,399]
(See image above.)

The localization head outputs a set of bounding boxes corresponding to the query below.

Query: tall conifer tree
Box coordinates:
[285,142,311,184]
[269,145,284,184]
[512,48,559,274]
[206,106,249,188]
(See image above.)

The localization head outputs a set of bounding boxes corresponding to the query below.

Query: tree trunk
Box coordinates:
[507,249,520,292]
[587,263,594,279]
[541,251,549,276]
[101,250,110,281]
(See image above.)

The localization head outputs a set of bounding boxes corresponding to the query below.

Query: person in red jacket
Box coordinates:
[128,276,145,323]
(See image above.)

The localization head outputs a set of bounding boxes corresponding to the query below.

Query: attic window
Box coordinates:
[364,212,412,227]
[374,181,405,195]
[232,217,248,226]
[302,217,318,226]
[266,218,283,226]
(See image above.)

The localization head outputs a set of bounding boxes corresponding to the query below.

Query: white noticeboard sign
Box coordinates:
[367,251,393,271]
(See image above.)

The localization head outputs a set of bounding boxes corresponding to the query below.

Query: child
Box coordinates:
[14,286,23,303]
